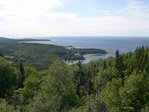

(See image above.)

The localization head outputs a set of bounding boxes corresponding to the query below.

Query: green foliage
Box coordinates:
[14,67,41,107]
[134,46,149,72]
[115,49,125,77]
[69,94,107,112]
[75,48,107,55]
[94,67,118,91]
[25,60,79,112]
[0,52,3,57]
[0,57,18,97]
[0,43,106,70]
[74,61,97,97]
[103,78,123,112]
[0,43,69,70]
[19,62,25,88]
[0,99,18,112]
[103,73,149,112]
[0,46,149,112]
[68,106,88,112]
[141,105,149,112]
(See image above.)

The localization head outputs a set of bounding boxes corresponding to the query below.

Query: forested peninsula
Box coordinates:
[0,37,107,70]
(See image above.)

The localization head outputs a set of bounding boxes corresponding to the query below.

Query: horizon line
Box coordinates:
[1,36,149,39]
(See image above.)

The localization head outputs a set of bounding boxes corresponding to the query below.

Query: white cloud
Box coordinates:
[89,9,111,16]
[0,0,149,37]
[127,1,143,9]
[0,0,62,21]
[119,1,149,19]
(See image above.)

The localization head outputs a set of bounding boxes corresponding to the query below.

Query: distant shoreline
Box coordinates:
[64,53,113,65]
[83,53,107,57]
[17,39,50,42]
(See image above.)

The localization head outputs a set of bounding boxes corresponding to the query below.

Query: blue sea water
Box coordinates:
[26,37,149,62]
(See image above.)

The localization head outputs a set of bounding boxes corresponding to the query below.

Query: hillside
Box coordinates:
[0,42,107,70]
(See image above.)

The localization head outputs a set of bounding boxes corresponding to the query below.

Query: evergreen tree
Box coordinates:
[75,61,83,97]
[0,57,17,97]
[19,62,25,88]
[115,49,125,77]
[134,46,147,72]
[103,60,107,70]
[87,63,97,95]
[0,52,3,57]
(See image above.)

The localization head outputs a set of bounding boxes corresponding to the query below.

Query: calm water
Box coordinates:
[25,37,149,63]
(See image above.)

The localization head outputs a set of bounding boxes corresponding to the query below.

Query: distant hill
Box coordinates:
[0,37,50,43]
[16,38,50,42]
[0,37,12,40]
[0,37,15,42]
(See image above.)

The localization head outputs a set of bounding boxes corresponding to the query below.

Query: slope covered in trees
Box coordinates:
[0,46,149,112]
[0,42,106,70]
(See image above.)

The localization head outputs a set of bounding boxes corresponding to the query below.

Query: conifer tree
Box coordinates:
[135,46,146,72]
[0,52,3,57]
[115,49,125,77]
[75,61,83,97]
[103,60,107,70]
[19,62,25,88]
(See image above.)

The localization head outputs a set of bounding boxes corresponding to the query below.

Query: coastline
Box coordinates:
[20,40,114,64]
[65,53,113,65]
[83,53,113,58]
[83,53,106,57]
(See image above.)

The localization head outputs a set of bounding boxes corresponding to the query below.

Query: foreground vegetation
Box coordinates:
[0,42,106,70]
[0,46,149,112]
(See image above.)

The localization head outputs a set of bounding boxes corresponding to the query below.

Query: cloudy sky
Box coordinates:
[0,0,149,38]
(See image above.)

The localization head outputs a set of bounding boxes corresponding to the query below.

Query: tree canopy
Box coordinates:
[0,46,148,112]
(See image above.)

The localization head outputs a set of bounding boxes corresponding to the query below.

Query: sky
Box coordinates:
[0,0,149,38]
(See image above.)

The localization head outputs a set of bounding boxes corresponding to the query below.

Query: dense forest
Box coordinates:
[0,45,149,112]
[0,42,106,70]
